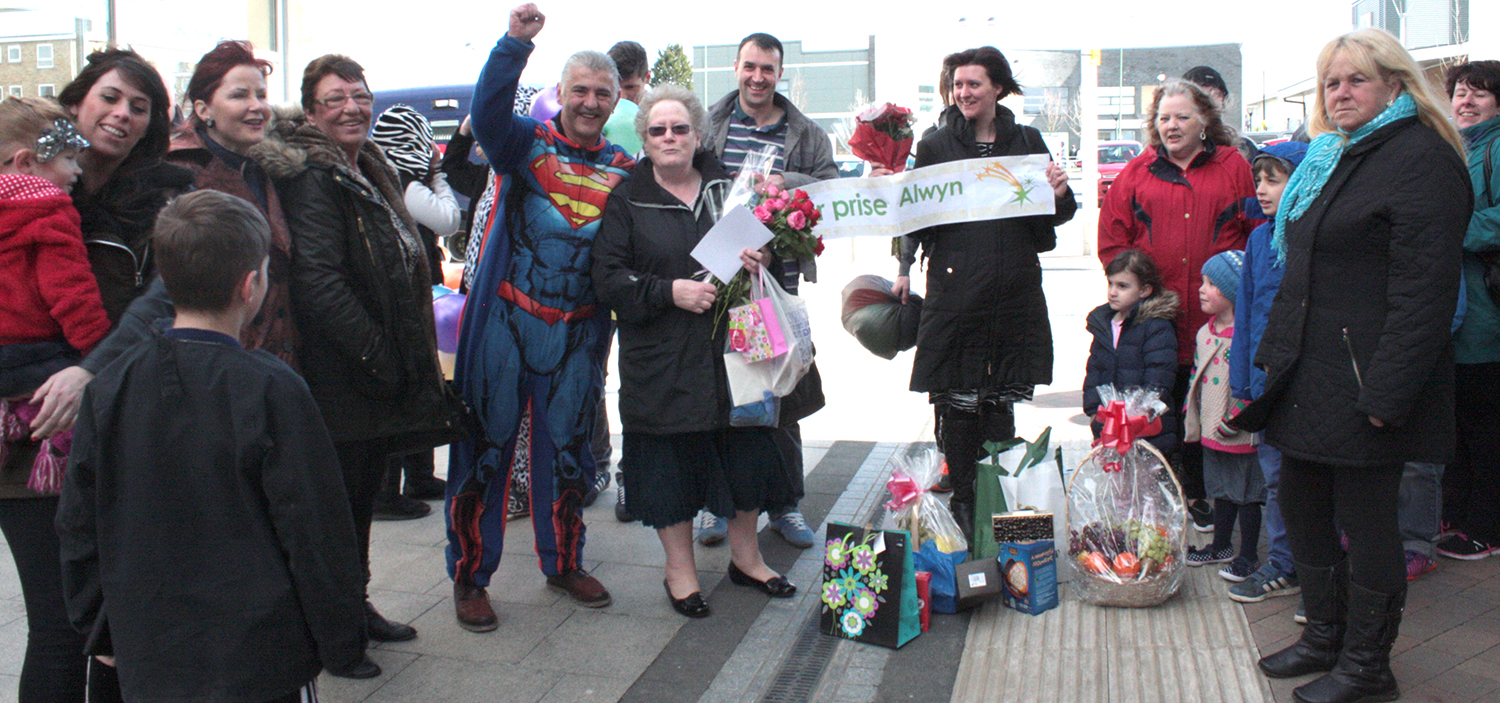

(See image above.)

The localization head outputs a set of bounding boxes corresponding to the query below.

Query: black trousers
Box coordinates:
[336,439,391,593]
[1444,362,1500,542]
[1279,456,1404,594]
[0,496,87,703]
[938,402,1016,505]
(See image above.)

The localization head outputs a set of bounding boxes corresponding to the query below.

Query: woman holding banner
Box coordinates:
[893,46,1075,545]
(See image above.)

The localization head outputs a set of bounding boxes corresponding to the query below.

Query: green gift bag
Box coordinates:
[820,522,920,649]
[972,428,1053,562]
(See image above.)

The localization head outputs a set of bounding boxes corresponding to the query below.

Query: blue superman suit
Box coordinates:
[446,35,634,584]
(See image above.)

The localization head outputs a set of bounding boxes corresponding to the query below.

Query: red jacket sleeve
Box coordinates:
[1098,160,1143,267]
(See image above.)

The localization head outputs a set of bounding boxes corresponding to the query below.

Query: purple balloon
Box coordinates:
[433,292,465,354]
[529,84,560,123]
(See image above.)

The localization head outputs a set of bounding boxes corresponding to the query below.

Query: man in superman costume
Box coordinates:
[446,4,634,632]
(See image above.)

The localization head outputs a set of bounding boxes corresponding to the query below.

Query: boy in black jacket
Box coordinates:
[56,190,375,702]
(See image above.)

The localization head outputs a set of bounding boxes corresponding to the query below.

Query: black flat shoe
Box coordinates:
[327,654,382,679]
[365,601,418,642]
[664,580,710,618]
[728,562,796,598]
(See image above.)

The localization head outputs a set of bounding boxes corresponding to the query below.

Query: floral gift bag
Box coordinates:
[820,523,920,649]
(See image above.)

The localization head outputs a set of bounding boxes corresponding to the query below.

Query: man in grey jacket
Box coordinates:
[699,32,837,550]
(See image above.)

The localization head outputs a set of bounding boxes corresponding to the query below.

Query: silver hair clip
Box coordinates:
[35,118,89,163]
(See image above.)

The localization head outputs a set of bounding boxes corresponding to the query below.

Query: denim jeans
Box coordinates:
[1258,445,1293,574]
[1399,462,1443,557]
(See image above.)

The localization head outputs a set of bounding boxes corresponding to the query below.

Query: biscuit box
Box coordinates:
[999,540,1058,615]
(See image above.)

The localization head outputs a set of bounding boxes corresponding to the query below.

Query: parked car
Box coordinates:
[1096,140,1142,205]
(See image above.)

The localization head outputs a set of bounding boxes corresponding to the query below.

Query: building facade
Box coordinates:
[691,37,875,136]
[1,34,78,100]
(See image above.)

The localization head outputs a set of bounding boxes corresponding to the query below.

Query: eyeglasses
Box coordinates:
[647,124,692,137]
[315,92,374,110]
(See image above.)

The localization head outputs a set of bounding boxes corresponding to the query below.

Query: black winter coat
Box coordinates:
[74,160,193,325]
[57,331,365,701]
[1239,117,1470,466]
[907,105,1077,395]
[592,153,735,435]
[262,115,459,447]
[1083,291,1181,452]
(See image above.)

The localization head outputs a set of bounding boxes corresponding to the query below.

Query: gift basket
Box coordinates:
[1065,385,1187,607]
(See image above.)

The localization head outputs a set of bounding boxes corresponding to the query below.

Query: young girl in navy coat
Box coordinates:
[1083,249,1180,454]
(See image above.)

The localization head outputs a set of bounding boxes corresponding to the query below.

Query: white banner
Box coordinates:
[800,155,1055,239]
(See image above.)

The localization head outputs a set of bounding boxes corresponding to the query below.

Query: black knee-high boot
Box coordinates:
[1292,581,1403,703]
[1260,560,1347,678]
[940,406,984,547]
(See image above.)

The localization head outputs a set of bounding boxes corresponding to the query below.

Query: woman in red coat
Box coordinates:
[1097,78,1254,525]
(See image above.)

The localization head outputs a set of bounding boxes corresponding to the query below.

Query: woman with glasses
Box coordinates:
[593,84,796,618]
[259,54,458,676]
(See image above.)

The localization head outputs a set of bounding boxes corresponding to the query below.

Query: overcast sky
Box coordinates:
[30,0,1350,99]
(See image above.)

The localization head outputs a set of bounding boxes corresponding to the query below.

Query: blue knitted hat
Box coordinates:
[1202,250,1244,306]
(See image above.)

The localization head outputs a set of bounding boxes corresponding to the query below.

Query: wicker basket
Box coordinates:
[1064,441,1188,608]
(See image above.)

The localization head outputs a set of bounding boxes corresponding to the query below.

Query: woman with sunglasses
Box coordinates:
[259,54,459,675]
[593,84,796,618]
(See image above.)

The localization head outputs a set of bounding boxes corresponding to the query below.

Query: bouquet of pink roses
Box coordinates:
[848,103,916,173]
[753,184,824,261]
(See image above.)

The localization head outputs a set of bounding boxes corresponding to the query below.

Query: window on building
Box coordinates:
[37,44,53,70]
[8,86,21,98]
[38,84,55,97]
[1096,86,1136,117]
[6,46,19,63]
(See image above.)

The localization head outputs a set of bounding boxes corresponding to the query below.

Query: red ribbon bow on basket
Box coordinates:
[884,470,922,511]
[1093,400,1163,472]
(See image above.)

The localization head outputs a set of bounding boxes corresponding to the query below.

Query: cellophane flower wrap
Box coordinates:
[883,447,968,555]
[1065,385,1187,607]
[848,103,915,173]
[714,183,825,321]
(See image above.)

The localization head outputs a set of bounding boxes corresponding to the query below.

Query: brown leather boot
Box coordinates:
[453,579,498,632]
[546,569,612,607]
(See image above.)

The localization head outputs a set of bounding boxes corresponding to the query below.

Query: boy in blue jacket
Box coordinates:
[1226,141,1306,604]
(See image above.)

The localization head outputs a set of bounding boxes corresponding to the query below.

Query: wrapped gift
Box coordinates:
[955,558,1002,610]
[1065,385,1187,608]
[915,571,932,632]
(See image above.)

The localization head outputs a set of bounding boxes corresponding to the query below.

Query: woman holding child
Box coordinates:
[1238,29,1470,703]
[0,49,187,702]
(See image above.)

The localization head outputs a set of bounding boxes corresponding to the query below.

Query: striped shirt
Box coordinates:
[720,100,788,177]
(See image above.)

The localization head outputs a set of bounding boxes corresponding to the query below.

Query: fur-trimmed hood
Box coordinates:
[255,106,418,237]
[1134,289,1180,323]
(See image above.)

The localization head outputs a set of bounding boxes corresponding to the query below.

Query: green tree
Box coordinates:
[650,44,693,89]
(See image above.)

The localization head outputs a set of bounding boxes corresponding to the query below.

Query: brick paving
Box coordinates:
[1242,557,1500,703]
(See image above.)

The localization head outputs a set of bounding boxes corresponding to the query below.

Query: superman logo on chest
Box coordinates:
[527,126,634,230]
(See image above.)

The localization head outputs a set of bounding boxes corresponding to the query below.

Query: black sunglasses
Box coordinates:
[647,124,692,137]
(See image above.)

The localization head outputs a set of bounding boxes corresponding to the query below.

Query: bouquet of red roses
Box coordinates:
[753,184,824,260]
[848,103,916,173]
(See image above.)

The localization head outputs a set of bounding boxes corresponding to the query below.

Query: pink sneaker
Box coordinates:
[1405,551,1437,581]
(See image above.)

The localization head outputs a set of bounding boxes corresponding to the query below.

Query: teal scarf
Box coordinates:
[1271,93,1417,265]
